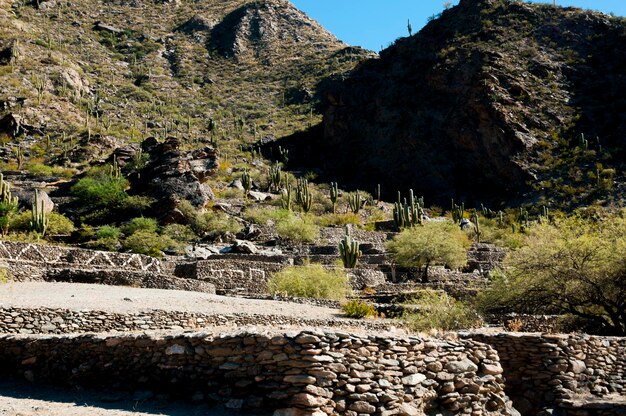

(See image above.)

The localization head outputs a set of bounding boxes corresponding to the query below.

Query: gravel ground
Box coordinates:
[0,281,343,319]
[0,378,270,416]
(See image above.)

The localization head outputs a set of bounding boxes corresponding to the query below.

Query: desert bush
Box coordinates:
[342,299,377,319]
[477,215,626,336]
[47,212,75,235]
[96,225,122,240]
[275,213,319,243]
[123,230,175,257]
[179,200,242,238]
[72,174,128,210]
[316,212,361,227]
[387,221,469,281]
[122,217,158,235]
[404,290,482,332]
[162,223,195,242]
[267,264,350,300]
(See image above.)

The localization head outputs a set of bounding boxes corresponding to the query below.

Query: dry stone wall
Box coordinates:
[0,307,397,335]
[0,329,513,415]
[0,240,161,272]
[0,241,215,293]
[463,332,626,416]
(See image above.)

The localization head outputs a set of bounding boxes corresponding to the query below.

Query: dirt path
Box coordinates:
[0,379,270,416]
[0,281,342,319]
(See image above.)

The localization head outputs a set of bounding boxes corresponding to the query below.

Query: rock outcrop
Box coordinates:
[130,137,218,222]
[314,0,626,206]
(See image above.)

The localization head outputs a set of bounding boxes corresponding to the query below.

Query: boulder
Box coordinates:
[129,137,218,222]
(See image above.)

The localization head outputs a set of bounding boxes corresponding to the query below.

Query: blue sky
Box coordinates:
[291,1,626,52]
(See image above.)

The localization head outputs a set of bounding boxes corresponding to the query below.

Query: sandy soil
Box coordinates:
[0,281,342,319]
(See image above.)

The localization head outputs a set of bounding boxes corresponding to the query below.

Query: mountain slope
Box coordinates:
[0,0,372,163]
[312,0,626,208]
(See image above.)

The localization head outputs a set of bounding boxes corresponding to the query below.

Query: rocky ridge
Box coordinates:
[298,0,626,207]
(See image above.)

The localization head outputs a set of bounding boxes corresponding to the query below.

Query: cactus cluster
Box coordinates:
[579,133,588,150]
[278,146,289,165]
[296,178,312,212]
[517,208,529,232]
[268,164,282,192]
[451,199,465,225]
[480,203,497,219]
[538,205,550,224]
[347,191,362,214]
[393,190,424,230]
[339,225,362,269]
[30,190,48,236]
[330,182,339,214]
[0,173,18,208]
[109,155,121,179]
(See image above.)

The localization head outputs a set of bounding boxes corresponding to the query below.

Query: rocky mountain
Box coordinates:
[299,0,626,208]
[0,0,372,156]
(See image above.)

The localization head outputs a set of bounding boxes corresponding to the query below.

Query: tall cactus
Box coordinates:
[278,146,289,165]
[30,190,48,236]
[339,225,362,269]
[375,183,381,203]
[393,190,424,230]
[281,175,293,211]
[451,199,465,225]
[0,173,18,208]
[470,210,481,243]
[241,169,252,196]
[14,146,24,170]
[330,182,339,214]
[347,191,362,214]
[268,164,281,192]
[296,178,312,213]
[109,154,121,179]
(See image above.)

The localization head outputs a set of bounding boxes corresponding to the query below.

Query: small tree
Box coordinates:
[478,215,626,336]
[386,221,469,282]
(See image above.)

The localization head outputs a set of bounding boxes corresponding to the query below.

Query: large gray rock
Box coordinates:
[129,137,218,222]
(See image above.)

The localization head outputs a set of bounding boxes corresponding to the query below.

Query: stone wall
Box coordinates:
[0,240,161,272]
[463,332,626,415]
[0,329,513,415]
[0,241,216,293]
[0,307,397,335]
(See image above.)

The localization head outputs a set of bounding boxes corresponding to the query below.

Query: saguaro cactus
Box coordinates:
[241,169,252,196]
[470,210,481,243]
[30,190,48,236]
[296,178,312,213]
[269,164,281,192]
[330,182,339,214]
[348,191,362,214]
[339,225,362,269]
[281,175,293,211]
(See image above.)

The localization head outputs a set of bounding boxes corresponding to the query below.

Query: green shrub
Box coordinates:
[267,264,350,300]
[342,299,377,319]
[123,230,174,257]
[72,175,129,209]
[122,217,158,235]
[162,223,195,242]
[404,290,482,332]
[96,225,121,240]
[316,212,361,227]
[179,200,242,238]
[47,212,75,235]
[87,236,121,252]
[243,206,291,225]
[275,213,319,243]
[387,221,469,281]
